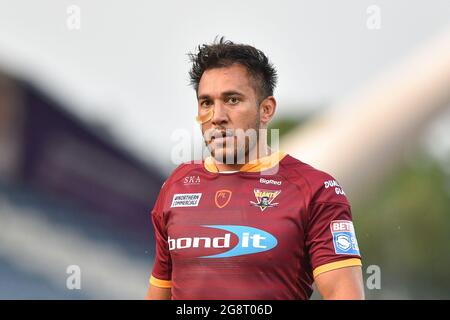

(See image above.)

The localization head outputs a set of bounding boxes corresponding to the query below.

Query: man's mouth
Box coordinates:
[206,129,234,145]
[212,135,234,146]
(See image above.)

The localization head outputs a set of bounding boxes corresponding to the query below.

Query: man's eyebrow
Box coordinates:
[197,94,211,101]
[197,91,245,101]
[221,90,245,97]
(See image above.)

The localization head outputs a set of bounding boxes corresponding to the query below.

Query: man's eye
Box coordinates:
[201,100,212,107]
[227,97,240,104]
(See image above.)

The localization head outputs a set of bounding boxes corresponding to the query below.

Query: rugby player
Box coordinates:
[146,37,364,300]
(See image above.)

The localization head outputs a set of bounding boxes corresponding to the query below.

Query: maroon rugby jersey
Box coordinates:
[149,152,362,299]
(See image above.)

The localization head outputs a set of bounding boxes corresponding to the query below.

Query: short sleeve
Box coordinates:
[149,182,173,288]
[305,178,362,279]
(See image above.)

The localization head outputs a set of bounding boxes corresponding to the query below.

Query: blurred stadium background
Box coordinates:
[0,1,449,299]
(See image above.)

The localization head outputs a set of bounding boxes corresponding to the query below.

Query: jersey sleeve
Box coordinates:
[305,175,362,279]
[149,181,173,288]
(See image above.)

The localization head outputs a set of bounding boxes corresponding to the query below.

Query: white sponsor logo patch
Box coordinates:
[330,220,360,255]
[171,193,202,207]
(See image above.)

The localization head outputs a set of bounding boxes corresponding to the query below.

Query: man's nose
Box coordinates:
[211,102,228,125]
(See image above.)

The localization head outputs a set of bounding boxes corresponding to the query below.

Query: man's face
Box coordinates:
[197,64,260,164]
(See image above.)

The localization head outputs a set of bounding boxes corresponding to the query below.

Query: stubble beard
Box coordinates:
[205,117,260,165]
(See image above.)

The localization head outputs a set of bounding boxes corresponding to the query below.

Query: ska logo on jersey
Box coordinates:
[330,220,360,255]
[183,175,201,186]
[250,189,281,212]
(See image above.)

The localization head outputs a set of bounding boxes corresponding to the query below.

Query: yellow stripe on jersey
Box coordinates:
[313,258,362,278]
[150,275,172,288]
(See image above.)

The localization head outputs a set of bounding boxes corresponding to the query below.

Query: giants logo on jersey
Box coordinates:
[250,189,281,212]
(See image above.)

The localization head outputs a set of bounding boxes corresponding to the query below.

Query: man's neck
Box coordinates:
[213,144,271,172]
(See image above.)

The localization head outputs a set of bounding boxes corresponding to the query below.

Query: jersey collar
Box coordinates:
[203,151,287,173]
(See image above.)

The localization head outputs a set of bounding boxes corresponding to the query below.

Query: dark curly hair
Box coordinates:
[188,36,278,103]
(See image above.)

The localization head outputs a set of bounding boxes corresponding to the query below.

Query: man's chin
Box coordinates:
[210,148,245,165]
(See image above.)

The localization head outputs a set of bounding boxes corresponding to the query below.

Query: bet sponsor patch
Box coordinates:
[171,193,202,207]
[330,220,360,255]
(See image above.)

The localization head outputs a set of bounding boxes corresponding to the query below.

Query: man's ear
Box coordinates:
[259,96,277,125]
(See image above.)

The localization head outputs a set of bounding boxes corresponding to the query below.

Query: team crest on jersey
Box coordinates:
[215,190,232,208]
[250,189,281,212]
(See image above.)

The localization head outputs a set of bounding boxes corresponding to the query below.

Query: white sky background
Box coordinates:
[0,0,449,173]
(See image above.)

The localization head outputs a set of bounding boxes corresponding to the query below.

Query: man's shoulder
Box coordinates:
[280,154,348,204]
[164,160,205,186]
[280,154,337,185]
